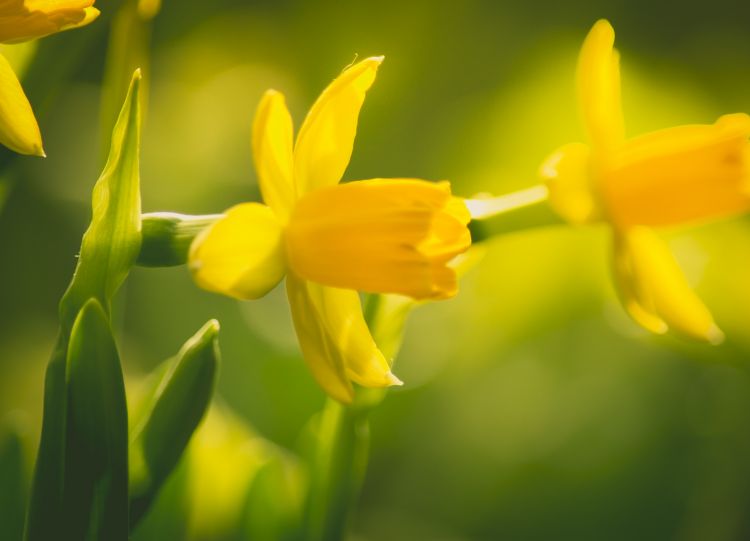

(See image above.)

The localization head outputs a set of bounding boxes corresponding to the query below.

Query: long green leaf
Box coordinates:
[0,423,27,541]
[129,320,221,527]
[64,299,129,540]
[59,69,143,329]
[25,70,142,541]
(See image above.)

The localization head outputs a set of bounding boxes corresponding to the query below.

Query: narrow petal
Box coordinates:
[293,56,382,195]
[0,52,43,155]
[616,227,723,343]
[189,203,286,300]
[285,179,471,300]
[612,232,668,335]
[603,114,750,227]
[252,90,295,220]
[577,19,625,153]
[286,275,400,403]
[0,1,99,43]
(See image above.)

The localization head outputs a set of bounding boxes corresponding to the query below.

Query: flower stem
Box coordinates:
[137,212,223,267]
[467,184,564,242]
[303,399,370,541]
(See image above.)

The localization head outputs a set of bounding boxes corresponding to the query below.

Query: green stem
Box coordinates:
[467,184,564,242]
[137,212,223,267]
[303,400,369,541]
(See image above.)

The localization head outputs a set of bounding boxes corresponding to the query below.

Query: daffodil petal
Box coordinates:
[577,19,625,153]
[612,231,668,335]
[619,227,723,343]
[540,142,602,224]
[293,56,382,195]
[285,179,471,300]
[286,274,400,403]
[0,52,43,155]
[0,1,99,43]
[604,113,750,227]
[189,203,286,300]
[252,89,295,219]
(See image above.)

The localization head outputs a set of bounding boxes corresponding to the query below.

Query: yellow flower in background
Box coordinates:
[0,0,99,156]
[540,19,750,343]
[189,57,471,402]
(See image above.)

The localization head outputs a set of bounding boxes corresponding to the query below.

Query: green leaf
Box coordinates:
[59,69,143,331]
[25,70,142,541]
[129,320,221,527]
[0,423,27,541]
[63,298,129,541]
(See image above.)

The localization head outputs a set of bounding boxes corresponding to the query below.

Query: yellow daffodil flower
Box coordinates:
[0,0,100,156]
[189,57,471,402]
[540,19,750,343]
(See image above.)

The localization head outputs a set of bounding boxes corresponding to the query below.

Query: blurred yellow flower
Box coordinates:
[189,57,471,402]
[0,0,100,156]
[541,19,750,342]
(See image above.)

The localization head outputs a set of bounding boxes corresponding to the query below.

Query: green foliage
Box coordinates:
[0,424,26,541]
[129,320,221,527]
[242,456,303,541]
[59,70,142,330]
[302,400,370,541]
[64,299,129,540]
[25,71,142,541]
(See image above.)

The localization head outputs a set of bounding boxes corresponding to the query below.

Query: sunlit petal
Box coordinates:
[252,89,295,220]
[604,113,750,227]
[619,227,723,343]
[293,56,382,195]
[0,52,43,155]
[577,19,625,153]
[612,232,668,335]
[189,203,286,300]
[286,275,400,403]
[285,179,471,299]
[0,1,99,43]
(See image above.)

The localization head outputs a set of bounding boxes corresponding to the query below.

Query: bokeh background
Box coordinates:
[3,0,750,539]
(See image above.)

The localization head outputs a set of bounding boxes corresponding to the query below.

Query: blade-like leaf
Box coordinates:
[59,69,142,330]
[0,423,27,541]
[25,70,142,541]
[129,320,221,526]
[64,298,129,540]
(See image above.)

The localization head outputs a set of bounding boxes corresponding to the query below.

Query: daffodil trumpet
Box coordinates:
[540,19,750,343]
[186,57,471,402]
[0,0,100,155]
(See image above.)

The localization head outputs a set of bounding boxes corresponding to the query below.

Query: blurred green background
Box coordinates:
[3,0,750,539]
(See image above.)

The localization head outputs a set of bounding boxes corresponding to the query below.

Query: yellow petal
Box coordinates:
[286,274,401,403]
[293,56,382,195]
[617,227,723,343]
[612,232,668,335]
[0,1,99,43]
[0,52,43,155]
[285,179,471,300]
[252,90,295,220]
[539,142,602,224]
[189,203,286,300]
[577,19,625,153]
[603,113,750,227]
